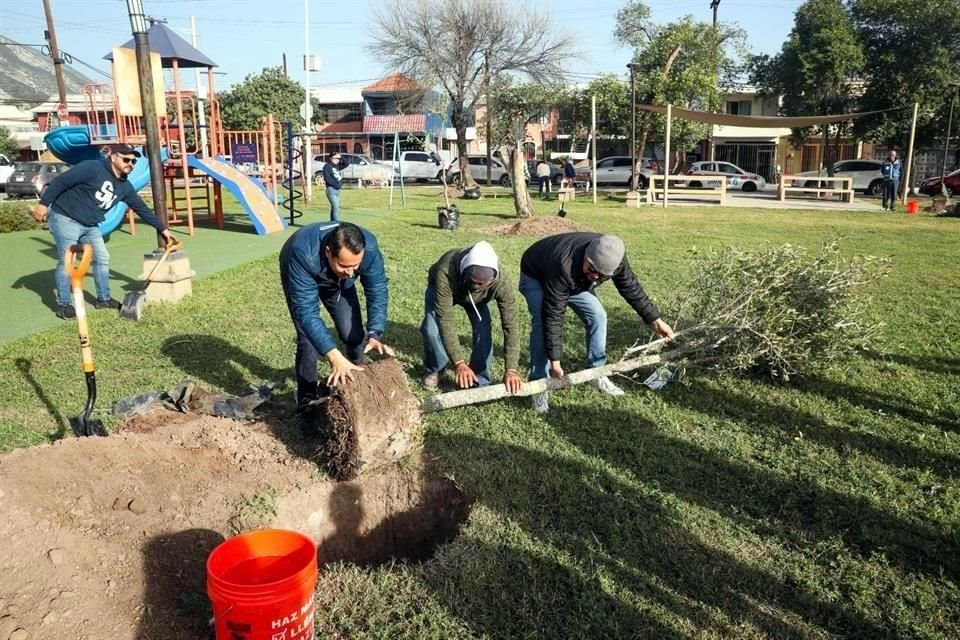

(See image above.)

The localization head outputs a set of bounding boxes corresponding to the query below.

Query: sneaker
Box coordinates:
[56,304,76,320]
[94,298,120,310]
[531,391,549,414]
[422,372,439,391]
[591,376,625,396]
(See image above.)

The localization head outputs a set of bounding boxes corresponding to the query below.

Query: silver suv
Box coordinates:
[792,159,884,195]
[575,156,660,188]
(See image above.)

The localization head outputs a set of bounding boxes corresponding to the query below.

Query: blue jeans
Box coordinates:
[882,178,899,210]
[519,272,607,381]
[326,186,341,222]
[48,211,111,306]
[420,285,493,386]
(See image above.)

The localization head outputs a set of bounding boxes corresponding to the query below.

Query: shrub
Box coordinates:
[0,201,41,233]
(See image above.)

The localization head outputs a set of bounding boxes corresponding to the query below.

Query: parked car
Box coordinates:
[0,154,16,191]
[311,153,393,185]
[575,156,661,188]
[4,162,71,199]
[526,159,564,187]
[446,155,512,187]
[917,169,959,197]
[390,150,448,182]
[686,161,766,192]
[791,159,884,195]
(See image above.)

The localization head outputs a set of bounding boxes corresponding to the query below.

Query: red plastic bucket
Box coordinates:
[207,529,318,640]
[906,200,920,214]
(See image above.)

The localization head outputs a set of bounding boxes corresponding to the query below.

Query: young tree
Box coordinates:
[370,0,572,189]
[615,1,748,169]
[569,75,631,141]
[750,0,864,173]
[0,126,18,159]
[487,79,572,217]
[850,0,960,148]
[218,66,317,132]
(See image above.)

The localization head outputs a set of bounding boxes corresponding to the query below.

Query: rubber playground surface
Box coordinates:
[2,205,395,345]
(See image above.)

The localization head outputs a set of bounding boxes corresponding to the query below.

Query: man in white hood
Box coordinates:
[421,241,523,393]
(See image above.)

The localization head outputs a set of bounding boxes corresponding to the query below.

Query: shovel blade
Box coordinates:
[69,415,109,437]
[120,291,147,322]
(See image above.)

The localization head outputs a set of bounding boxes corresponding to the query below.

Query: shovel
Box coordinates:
[120,238,183,322]
[65,244,108,437]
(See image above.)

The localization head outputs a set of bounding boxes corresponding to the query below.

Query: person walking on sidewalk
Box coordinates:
[881,149,902,211]
[420,241,522,394]
[32,143,176,319]
[519,233,674,414]
[279,222,392,434]
[322,152,349,222]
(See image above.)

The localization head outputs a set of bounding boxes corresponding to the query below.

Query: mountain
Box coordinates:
[0,34,94,104]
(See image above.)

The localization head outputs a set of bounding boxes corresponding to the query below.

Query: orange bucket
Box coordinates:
[906,200,920,215]
[207,529,318,640]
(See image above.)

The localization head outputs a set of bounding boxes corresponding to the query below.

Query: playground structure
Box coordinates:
[43,23,288,237]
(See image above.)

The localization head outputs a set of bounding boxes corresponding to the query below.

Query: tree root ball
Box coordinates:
[310,359,421,481]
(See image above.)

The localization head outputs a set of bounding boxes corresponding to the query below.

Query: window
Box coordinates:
[318,103,362,124]
[468,157,485,166]
[354,143,364,154]
[612,158,633,167]
[726,100,753,116]
[597,159,613,168]
[366,97,394,116]
[406,153,429,163]
[718,163,741,174]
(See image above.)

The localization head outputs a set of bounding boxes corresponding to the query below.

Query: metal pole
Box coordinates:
[190,17,209,159]
[632,69,637,190]
[664,104,672,208]
[591,94,597,204]
[126,0,167,246]
[41,0,68,107]
[902,102,918,205]
[941,86,958,197]
[303,0,313,203]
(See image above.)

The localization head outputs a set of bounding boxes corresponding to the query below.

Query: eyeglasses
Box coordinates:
[117,156,137,165]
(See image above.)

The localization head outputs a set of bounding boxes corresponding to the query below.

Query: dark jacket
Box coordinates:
[564,161,576,179]
[520,232,661,361]
[39,157,164,229]
[279,222,388,355]
[322,157,349,190]
[428,244,520,371]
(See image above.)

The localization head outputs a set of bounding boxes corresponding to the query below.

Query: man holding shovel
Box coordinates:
[420,241,522,393]
[519,233,674,413]
[33,143,176,319]
[279,222,392,433]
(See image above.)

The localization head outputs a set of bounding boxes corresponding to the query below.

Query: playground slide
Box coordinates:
[44,126,163,236]
[186,155,287,235]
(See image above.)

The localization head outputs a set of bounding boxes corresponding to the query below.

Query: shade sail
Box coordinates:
[636,104,900,128]
[104,23,217,69]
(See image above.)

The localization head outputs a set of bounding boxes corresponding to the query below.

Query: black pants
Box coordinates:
[538,176,551,196]
[882,178,900,210]
[283,281,365,404]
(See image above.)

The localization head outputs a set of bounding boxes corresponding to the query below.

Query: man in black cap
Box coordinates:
[519,232,673,413]
[34,143,176,319]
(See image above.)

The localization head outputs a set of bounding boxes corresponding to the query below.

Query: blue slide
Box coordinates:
[44,126,165,236]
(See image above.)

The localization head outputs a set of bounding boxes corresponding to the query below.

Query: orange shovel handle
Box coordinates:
[64,244,93,284]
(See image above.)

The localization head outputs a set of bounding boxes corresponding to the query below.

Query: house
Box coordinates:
[0,104,41,159]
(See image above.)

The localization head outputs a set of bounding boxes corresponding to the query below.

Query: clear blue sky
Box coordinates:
[0,0,804,96]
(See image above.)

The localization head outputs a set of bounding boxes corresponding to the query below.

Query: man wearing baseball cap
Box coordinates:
[519,232,673,413]
[34,143,176,319]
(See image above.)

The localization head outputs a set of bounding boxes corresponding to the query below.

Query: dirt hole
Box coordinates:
[0,413,471,640]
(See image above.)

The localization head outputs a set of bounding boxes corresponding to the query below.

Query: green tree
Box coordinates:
[0,126,18,159]
[850,0,960,148]
[749,0,864,172]
[570,75,631,141]
[615,1,748,170]
[218,66,316,131]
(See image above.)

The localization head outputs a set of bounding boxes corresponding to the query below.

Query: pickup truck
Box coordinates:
[0,154,16,192]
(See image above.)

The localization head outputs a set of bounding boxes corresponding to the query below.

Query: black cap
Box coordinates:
[111,143,142,158]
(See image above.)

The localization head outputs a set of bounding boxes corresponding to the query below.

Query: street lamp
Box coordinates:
[940,82,960,198]
[627,62,640,191]
[125,0,168,245]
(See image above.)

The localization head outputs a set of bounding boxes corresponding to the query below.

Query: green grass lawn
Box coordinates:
[2,187,959,638]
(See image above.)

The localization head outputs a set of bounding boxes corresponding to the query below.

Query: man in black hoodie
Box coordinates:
[322,152,348,222]
[519,233,673,413]
[33,143,176,319]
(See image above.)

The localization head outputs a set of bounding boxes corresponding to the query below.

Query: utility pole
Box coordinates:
[708,0,721,162]
[41,0,68,107]
[627,63,638,191]
[283,53,288,78]
[484,54,492,187]
[125,0,168,246]
[711,0,721,26]
[941,83,959,198]
[189,17,209,158]
[303,0,313,203]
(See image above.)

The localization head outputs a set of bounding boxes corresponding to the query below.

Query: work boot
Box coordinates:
[591,376,625,396]
[531,391,549,414]
[94,297,120,310]
[422,372,439,391]
[56,304,76,320]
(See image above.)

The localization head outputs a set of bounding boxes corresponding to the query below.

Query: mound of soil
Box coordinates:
[490,216,594,237]
[0,411,469,639]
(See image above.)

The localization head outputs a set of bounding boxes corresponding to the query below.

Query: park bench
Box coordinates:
[779,175,854,203]
[646,175,727,205]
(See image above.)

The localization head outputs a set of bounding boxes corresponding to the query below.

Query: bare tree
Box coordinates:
[370,0,572,189]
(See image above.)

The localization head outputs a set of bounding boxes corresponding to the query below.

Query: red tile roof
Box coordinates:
[363,114,426,134]
[362,73,421,94]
